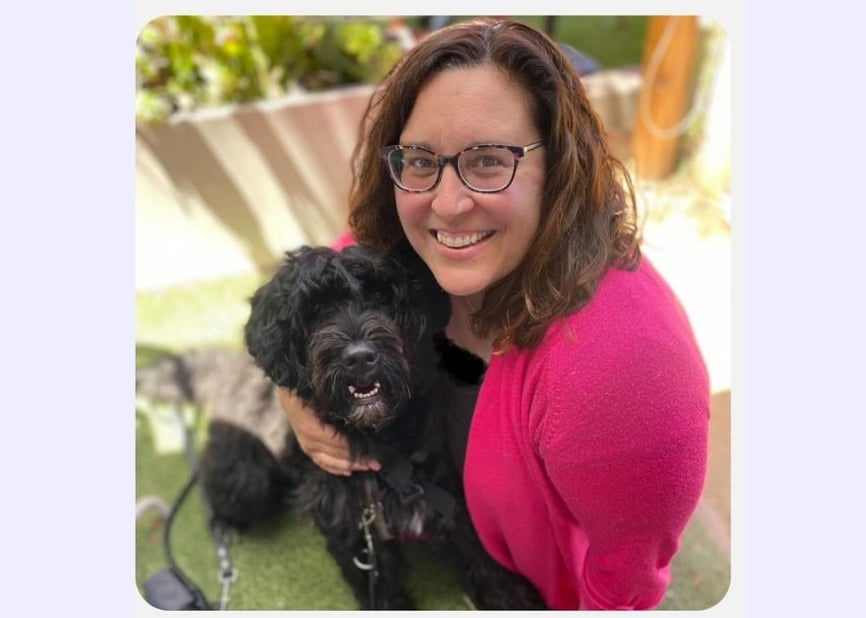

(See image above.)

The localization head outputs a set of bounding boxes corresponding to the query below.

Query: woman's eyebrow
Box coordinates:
[398,140,507,151]
[397,140,435,150]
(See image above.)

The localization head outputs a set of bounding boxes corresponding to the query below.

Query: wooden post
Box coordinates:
[632,16,700,180]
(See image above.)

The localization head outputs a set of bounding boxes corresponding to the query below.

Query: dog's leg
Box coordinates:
[459,548,546,610]
[316,523,414,610]
[372,538,414,609]
[447,504,547,610]
[199,421,292,529]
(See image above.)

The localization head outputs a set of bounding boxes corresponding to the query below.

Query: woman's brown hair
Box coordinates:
[349,19,641,350]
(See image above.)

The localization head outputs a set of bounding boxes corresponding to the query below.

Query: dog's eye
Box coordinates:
[363,285,390,305]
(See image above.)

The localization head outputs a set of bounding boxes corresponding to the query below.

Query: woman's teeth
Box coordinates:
[435,230,493,248]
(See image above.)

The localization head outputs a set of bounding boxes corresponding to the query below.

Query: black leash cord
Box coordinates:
[147,401,237,610]
[163,468,197,572]
[162,467,213,610]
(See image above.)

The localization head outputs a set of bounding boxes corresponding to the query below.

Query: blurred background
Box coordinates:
[135,15,731,611]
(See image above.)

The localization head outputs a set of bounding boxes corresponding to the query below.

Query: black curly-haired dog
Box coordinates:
[138,243,544,610]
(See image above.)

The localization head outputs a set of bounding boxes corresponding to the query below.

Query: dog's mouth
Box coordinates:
[348,382,381,400]
[344,380,395,429]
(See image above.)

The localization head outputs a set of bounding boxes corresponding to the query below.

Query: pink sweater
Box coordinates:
[464,259,709,610]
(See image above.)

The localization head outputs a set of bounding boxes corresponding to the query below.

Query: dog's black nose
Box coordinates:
[341,341,378,370]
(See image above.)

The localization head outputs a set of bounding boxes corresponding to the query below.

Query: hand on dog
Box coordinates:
[277,387,382,476]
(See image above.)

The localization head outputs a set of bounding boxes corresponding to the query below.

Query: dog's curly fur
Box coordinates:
[137,243,545,610]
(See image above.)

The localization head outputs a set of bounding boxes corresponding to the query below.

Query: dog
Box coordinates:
[137,243,545,610]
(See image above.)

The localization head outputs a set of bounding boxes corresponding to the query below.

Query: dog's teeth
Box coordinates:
[350,382,381,400]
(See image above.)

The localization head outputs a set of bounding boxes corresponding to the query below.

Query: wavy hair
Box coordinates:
[349,19,641,350]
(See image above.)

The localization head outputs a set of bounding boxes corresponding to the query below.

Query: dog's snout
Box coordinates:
[341,341,378,370]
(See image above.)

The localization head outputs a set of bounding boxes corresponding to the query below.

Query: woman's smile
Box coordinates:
[432,229,496,249]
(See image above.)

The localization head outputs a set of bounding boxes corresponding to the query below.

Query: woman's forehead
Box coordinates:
[399,66,537,147]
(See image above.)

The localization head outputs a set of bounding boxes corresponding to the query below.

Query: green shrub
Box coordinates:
[136,16,404,123]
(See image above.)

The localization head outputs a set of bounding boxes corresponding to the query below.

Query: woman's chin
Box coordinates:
[430,270,488,298]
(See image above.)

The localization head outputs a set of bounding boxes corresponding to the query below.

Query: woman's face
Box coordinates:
[394,65,546,301]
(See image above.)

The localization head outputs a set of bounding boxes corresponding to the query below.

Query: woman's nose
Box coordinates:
[431,165,474,218]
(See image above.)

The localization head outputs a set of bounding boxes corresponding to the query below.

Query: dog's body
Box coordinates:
[137,244,544,610]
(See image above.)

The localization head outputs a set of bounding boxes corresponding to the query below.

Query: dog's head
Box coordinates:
[245,243,450,431]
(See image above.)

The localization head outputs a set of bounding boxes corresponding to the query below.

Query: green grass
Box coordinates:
[135,272,262,353]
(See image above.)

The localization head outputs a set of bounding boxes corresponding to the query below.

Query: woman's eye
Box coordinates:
[479,155,505,167]
[467,149,509,168]
[406,155,435,169]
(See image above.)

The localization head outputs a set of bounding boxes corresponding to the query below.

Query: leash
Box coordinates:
[143,467,213,610]
[142,401,238,610]
[355,502,380,608]
[352,474,392,609]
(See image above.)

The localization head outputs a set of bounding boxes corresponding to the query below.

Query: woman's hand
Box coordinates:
[277,387,381,476]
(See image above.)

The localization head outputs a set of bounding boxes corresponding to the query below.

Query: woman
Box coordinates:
[279,19,709,610]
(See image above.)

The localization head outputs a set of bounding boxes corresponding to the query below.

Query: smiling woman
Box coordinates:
[278,18,710,610]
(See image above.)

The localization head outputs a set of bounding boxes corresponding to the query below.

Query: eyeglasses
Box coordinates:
[380,141,544,193]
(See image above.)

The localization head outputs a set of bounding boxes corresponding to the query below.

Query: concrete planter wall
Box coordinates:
[136,72,641,291]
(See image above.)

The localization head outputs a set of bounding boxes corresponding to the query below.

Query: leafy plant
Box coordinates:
[136,16,404,123]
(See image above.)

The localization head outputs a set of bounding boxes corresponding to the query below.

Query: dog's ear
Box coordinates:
[245,245,347,394]
[396,243,451,336]
[344,243,451,341]
[388,244,451,337]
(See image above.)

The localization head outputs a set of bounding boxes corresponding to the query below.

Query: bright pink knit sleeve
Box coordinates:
[535,270,709,609]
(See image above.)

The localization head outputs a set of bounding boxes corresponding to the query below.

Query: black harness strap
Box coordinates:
[377,457,424,505]
[377,451,457,526]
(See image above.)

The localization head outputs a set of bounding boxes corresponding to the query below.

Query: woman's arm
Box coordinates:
[536,300,709,609]
[277,387,381,476]
[538,332,709,609]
